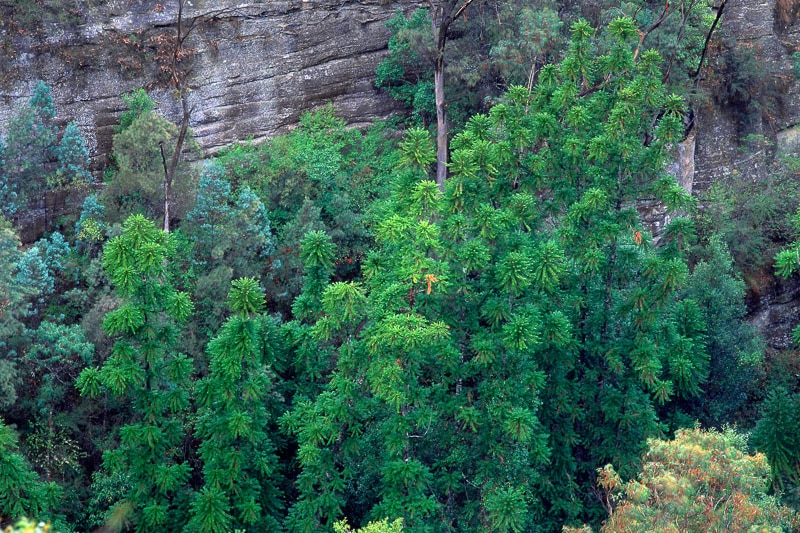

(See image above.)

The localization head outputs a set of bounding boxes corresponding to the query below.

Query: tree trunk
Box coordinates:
[163,178,171,233]
[434,56,447,190]
[163,93,191,233]
[428,0,474,191]
[159,141,170,232]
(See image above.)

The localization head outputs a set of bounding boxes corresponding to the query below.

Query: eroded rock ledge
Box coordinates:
[0,0,424,167]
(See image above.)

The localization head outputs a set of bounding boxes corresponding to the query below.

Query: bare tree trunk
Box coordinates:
[163,93,191,232]
[159,141,170,232]
[161,0,194,232]
[428,0,474,191]
[434,51,448,190]
[691,0,727,81]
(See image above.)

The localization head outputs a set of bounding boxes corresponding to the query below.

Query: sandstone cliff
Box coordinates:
[0,0,797,181]
[694,0,800,189]
[0,0,424,167]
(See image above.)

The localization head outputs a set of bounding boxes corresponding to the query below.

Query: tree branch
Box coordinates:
[633,0,670,61]
[691,0,727,81]
[452,0,475,21]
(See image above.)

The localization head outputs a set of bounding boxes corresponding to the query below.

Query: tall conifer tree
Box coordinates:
[189,277,283,532]
[284,17,709,532]
[77,215,194,532]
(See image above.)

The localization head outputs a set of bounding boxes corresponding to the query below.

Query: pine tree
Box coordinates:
[75,194,106,249]
[15,232,70,301]
[753,387,800,492]
[189,277,283,532]
[0,216,36,410]
[76,214,194,532]
[53,121,92,188]
[681,236,762,426]
[185,165,278,338]
[284,17,710,532]
[24,322,94,417]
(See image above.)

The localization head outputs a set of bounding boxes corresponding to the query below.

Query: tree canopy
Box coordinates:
[0,6,797,533]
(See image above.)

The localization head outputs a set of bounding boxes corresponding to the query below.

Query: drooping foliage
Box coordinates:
[0,82,56,217]
[282,16,713,532]
[189,278,283,532]
[186,163,278,337]
[53,122,92,188]
[0,82,93,220]
[76,215,194,532]
[0,217,38,411]
[680,236,762,426]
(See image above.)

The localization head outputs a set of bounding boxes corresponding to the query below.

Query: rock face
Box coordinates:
[681,0,800,348]
[0,0,796,179]
[693,0,800,190]
[0,0,424,167]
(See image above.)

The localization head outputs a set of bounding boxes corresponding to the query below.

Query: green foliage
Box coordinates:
[0,82,56,216]
[376,10,435,122]
[620,0,713,97]
[377,1,712,129]
[772,197,800,483]
[190,278,283,532]
[399,127,436,169]
[185,164,277,339]
[0,419,61,525]
[706,36,780,132]
[698,136,800,274]
[681,237,762,426]
[115,89,156,134]
[101,111,198,224]
[15,233,70,301]
[4,0,83,31]
[792,52,800,79]
[209,106,396,314]
[0,82,92,218]
[753,387,800,493]
[490,6,564,88]
[52,122,92,188]
[0,8,783,533]
[16,248,52,300]
[76,215,194,533]
[334,518,404,533]
[300,230,335,271]
[0,216,36,409]
[284,17,713,532]
[22,418,86,488]
[589,428,798,533]
[774,206,800,280]
[22,322,93,417]
[75,194,106,247]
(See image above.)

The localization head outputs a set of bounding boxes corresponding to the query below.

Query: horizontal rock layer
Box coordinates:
[0,1,797,189]
[0,0,424,167]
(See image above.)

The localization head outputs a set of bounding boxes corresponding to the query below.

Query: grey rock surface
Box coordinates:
[0,0,424,168]
[693,0,800,189]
